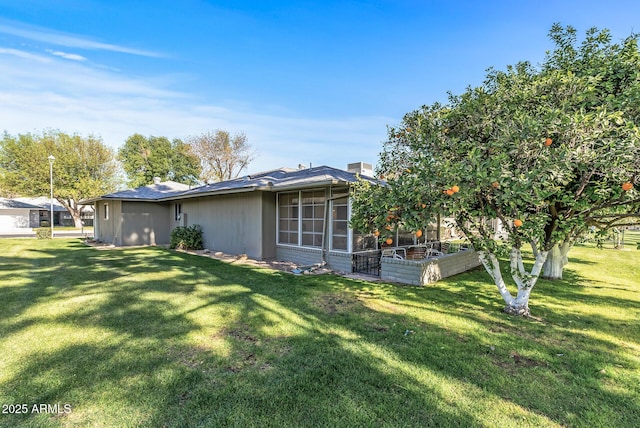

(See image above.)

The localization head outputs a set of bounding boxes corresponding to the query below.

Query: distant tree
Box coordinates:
[0,183,19,198]
[187,130,255,182]
[118,134,201,187]
[0,130,119,227]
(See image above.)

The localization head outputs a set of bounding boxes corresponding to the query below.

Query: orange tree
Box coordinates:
[350,25,640,316]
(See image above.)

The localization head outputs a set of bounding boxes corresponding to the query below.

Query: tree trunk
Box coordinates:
[504,292,532,317]
[57,198,83,228]
[72,213,83,228]
[542,242,571,280]
[478,248,548,317]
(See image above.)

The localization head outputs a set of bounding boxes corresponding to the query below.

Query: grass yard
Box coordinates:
[0,239,638,427]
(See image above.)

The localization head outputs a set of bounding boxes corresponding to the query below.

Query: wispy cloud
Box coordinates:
[0,20,162,58]
[0,47,51,63]
[0,28,387,172]
[46,49,87,62]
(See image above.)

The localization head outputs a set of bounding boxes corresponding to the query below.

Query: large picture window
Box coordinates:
[278,189,354,251]
[301,190,325,247]
[278,192,299,245]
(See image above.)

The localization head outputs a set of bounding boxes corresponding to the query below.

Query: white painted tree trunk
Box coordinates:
[542,241,571,280]
[478,248,549,316]
[72,213,83,228]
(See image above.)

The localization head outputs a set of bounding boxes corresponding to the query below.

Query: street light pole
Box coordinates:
[48,155,55,238]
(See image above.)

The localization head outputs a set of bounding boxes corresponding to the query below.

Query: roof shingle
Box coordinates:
[88,166,378,203]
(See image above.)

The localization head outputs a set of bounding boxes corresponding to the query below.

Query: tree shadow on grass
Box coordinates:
[1,242,486,427]
[1,240,639,427]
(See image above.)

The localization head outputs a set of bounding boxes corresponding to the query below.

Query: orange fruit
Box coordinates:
[514,219,523,228]
[373,230,380,237]
[544,137,552,146]
[415,229,423,238]
[385,238,393,245]
[451,185,460,193]
[445,189,454,196]
[385,225,392,230]
[622,182,633,191]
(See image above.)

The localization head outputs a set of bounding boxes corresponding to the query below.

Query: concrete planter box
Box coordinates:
[381,249,481,286]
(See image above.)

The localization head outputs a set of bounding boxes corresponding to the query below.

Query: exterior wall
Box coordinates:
[261,192,277,259]
[95,200,169,246]
[0,209,31,230]
[276,245,323,266]
[326,251,352,273]
[121,202,170,246]
[181,192,265,259]
[381,250,482,285]
[274,246,352,272]
[95,200,122,245]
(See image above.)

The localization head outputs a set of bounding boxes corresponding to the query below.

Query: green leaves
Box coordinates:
[351,24,640,259]
[0,130,119,226]
[118,134,201,187]
[0,130,118,201]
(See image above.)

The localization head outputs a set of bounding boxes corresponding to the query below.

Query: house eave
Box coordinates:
[267,179,352,192]
[158,186,259,202]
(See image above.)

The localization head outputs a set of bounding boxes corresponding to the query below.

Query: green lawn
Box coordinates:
[576,229,640,250]
[0,239,638,427]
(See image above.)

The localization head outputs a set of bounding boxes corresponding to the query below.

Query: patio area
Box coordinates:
[352,242,481,286]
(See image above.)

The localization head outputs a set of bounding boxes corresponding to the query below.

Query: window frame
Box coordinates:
[300,189,326,248]
[330,190,350,252]
[276,187,355,253]
[277,191,301,246]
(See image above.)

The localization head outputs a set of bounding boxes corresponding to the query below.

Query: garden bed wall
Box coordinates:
[381,250,481,285]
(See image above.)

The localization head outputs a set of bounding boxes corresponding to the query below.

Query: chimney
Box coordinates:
[153,177,161,185]
[347,162,374,177]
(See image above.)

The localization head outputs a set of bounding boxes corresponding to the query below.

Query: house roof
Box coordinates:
[13,197,71,212]
[84,166,378,203]
[91,181,192,202]
[0,198,42,210]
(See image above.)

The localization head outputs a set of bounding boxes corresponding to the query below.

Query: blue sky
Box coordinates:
[0,1,638,174]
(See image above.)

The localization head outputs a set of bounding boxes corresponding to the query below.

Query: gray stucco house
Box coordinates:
[85,163,379,272]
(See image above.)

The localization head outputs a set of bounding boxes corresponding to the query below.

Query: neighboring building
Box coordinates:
[0,197,94,230]
[85,165,379,271]
[0,198,42,230]
[14,197,94,227]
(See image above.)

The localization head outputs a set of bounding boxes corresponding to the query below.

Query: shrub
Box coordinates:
[170,225,204,250]
[35,228,52,239]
